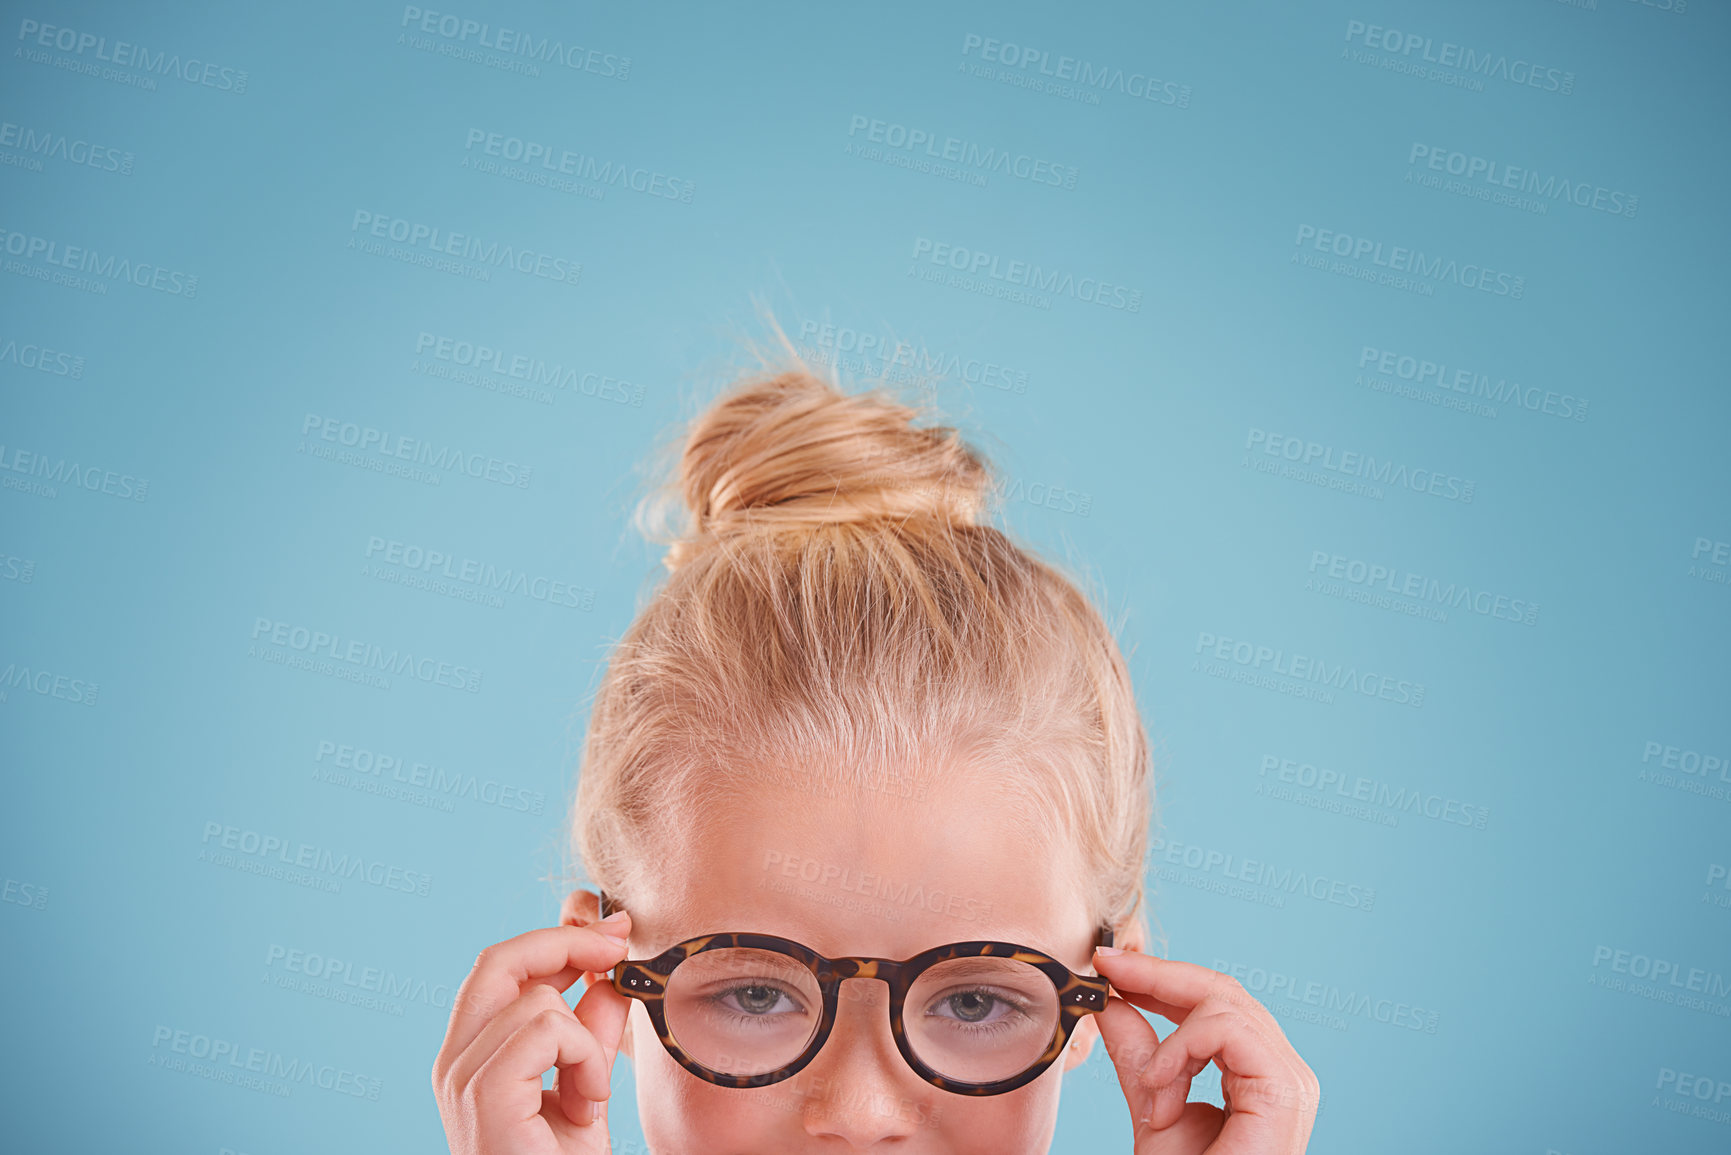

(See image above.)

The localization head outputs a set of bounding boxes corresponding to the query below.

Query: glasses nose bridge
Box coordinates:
[816,956,903,991]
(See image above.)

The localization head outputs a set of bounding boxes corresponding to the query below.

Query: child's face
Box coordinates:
[618,762,1098,1154]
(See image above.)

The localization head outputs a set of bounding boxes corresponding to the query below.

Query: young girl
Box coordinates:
[433,358,1319,1153]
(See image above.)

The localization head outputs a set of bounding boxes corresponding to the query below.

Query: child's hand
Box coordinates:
[1092,948,1319,1154]
[432,913,634,1154]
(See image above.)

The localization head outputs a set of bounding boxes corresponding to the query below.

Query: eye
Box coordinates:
[929,988,1016,1025]
[719,983,805,1016]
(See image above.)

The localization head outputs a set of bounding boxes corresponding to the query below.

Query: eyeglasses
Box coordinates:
[597,891,1113,1097]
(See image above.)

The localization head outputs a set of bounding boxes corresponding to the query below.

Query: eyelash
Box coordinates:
[922,986,1033,1031]
[707,982,809,1025]
[700,980,1037,1034]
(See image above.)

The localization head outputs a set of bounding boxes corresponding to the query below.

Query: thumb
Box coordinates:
[559,974,633,1125]
[1096,995,1162,1130]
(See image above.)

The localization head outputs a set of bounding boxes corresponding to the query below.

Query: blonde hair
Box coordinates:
[571,349,1153,939]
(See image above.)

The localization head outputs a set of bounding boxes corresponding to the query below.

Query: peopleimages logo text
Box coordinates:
[1408,144,1636,219]
[249,617,483,693]
[960,34,1191,107]
[1295,225,1524,298]
[0,226,197,296]
[1195,630,1425,707]
[847,115,1078,188]
[0,443,148,500]
[1308,550,1537,626]
[365,536,592,611]
[1342,19,1574,94]
[398,7,629,78]
[910,237,1141,311]
[462,129,692,201]
[0,661,98,706]
[301,413,533,488]
[1358,345,1586,421]
[797,320,1028,394]
[0,337,84,378]
[1246,428,1474,503]
[149,1025,381,1098]
[1212,957,1438,1033]
[1591,946,1731,999]
[200,821,433,897]
[412,332,643,405]
[1258,754,1490,829]
[0,119,133,174]
[16,18,249,92]
[265,943,454,1011]
[349,211,579,285]
[1150,837,1376,911]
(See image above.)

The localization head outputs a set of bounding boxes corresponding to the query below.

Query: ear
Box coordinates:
[1064,916,1148,1072]
[559,887,602,927]
[1062,1014,1099,1070]
[559,887,635,1061]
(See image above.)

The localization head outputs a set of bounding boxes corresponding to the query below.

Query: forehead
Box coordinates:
[641,759,1088,962]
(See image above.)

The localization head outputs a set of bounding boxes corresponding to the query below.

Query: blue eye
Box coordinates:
[941,990,998,1023]
[928,987,1024,1027]
[718,983,805,1017]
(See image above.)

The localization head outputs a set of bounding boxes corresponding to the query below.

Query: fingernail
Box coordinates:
[1095,945,1122,956]
[591,911,630,943]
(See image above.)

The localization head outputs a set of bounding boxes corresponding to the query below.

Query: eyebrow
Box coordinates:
[683,949,812,976]
[904,933,1090,969]
[911,956,1052,980]
[913,930,1076,959]
[644,922,1089,969]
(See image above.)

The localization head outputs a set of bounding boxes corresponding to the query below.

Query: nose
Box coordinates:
[794,976,932,1145]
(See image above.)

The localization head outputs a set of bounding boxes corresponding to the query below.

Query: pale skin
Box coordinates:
[432,765,1319,1153]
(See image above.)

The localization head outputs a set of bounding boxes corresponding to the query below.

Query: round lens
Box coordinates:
[904,956,1060,1084]
[662,948,823,1077]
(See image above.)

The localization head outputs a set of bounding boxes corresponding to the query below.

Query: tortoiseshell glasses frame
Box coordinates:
[596,890,1114,1097]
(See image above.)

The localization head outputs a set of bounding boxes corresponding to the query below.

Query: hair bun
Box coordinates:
[665,370,989,567]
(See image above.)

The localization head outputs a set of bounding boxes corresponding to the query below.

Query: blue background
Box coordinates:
[3,1,1728,1151]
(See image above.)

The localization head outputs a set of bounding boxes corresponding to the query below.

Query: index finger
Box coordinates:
[1092,950,1274,1027]
[438,921,632,1066]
